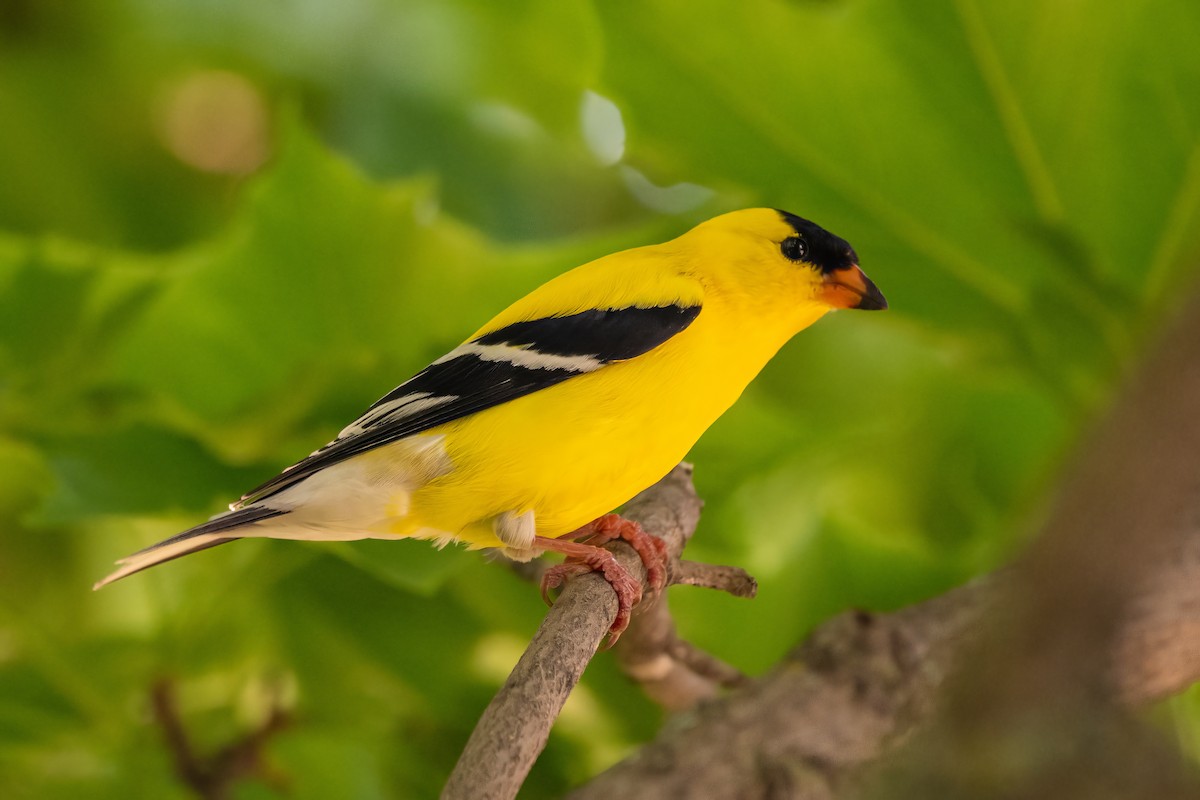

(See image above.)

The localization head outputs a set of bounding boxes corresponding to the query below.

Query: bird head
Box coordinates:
[684,208,887,314]
[772,209,887,311]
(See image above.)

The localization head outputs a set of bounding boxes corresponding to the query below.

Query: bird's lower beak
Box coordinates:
[820,265,888,311]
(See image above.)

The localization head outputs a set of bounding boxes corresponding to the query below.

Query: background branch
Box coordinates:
[150,679,291,800]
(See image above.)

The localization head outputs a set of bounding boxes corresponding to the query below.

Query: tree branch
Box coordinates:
[569,547,1200,799]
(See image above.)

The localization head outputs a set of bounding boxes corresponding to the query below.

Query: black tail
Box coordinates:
[93,506,288,589]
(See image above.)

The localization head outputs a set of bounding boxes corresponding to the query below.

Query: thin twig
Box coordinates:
[675,559,758,597]
[667,639,750,689]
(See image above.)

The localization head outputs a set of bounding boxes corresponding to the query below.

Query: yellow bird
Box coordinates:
[96,208,886,636]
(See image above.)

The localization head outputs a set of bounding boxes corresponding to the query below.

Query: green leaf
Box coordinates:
[38,425,264,523]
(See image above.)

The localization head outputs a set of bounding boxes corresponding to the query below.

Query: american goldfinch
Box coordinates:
[96,208,886,635]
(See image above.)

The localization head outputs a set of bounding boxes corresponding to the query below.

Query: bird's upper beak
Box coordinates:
[820,265,888,311]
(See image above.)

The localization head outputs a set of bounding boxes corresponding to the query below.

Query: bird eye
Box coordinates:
[781,236,808,262]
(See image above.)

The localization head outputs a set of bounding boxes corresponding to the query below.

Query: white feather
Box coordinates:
[335,392,458,440]
[434,341,604,373]
[493,509,536,552]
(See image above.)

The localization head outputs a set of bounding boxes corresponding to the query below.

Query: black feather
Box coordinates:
[475,305,699,359]
[775,210,858,274]
[129,505,289,556]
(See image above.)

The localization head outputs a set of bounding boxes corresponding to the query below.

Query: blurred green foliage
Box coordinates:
[2,0,1199,796]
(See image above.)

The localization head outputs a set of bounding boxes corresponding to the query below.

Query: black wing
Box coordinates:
[237,304,701,506]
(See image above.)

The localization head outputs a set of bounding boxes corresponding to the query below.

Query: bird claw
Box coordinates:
[576,514,670,594]
[540,547,643,644]
[536,515,668,645]
[540,561,589,606]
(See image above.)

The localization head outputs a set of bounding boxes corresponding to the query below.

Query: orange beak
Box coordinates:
[820,265,888,310]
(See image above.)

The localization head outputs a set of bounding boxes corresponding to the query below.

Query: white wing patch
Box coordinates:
[434,341,604,373]
[336,392,458,441]
[334,341,602,445]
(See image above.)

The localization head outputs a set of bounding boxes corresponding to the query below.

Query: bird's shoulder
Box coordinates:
[471,243,704,338]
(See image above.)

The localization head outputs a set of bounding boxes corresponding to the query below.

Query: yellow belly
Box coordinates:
[395,301,827,547]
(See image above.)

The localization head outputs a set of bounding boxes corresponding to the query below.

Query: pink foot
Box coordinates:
[536,515,669,645]
[540,547,642,642]
[574,514,669,593]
